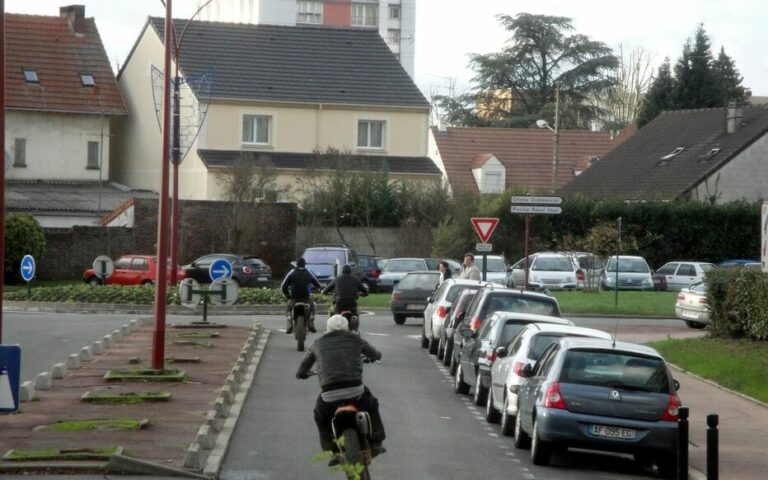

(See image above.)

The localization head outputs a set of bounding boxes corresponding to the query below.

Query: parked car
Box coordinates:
[675,281,710,329]
[510,252,583,290]
[513,337,680,478]
[717,258,760,268]
[377,257,430,292]
[390,271,441,325]
[453,312,574,409]
[654,261,716,291]
[489,323,614,435]
[358,254,385,293]
[84,255,186,286]
[182,254,272,287]
[477,255,511,286]
[301,244,362,288]
[422,278,487,354]
[438,288,479,367]
[448,286,562,376]
[600,255,654,291]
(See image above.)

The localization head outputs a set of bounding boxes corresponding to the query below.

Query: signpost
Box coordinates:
[471,217,499,280]
[510,196,564,290]
[20,255,35,299]
[178,263,240,323]
[0,345,21,414]
[92,255,114,285]
[208,259,233,282]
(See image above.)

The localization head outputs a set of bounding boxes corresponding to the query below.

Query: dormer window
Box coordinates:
[23,68,39,83]
[80,73,95,87]
[657,147,685,166]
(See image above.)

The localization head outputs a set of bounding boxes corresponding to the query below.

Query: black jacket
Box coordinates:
[297,330,381,390]
[322,273,368,303]
[281,267,321,299]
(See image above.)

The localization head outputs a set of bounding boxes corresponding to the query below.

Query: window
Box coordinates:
[242,115,272,145]
[23,68,39,83]
[484,171,503,193]
[656,263,679,275]
[296,1,322,24]
[657,147,685,165]
[13,138,26,167]
[80,73,95,87]
[389,5,400,19]
[677,264,696,276]
[352,3,378,26]
[357,120,384,149]
[388,29,401,44]
[131,258,149,271]
[87,141,100,169]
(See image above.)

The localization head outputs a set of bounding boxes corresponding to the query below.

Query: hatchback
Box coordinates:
[182,253,272,287]
[422,278,487,354]
[438,288,479,367]
[654,261,716,291]
[83,255,186,286]
[390,271,441,324]
[675,281,709,328]
[514,337,680,478]
[489,323,614,435]
[510,253,583,290]
[600,255,654,291]
[377,258,430,292]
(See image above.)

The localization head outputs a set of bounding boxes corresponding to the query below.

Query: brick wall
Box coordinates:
[39,198,297,280]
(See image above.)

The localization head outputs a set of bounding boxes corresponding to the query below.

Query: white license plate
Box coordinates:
[591,424,636,440]
[681,309,699,319]
[258,276,268,281]
[406,304,425,310]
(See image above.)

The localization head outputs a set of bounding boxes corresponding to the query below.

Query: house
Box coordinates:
[428,126,619,195]
[558,104,768,204]
[196,0,416,78]
[5,5,129,227]
[111,19,439,202]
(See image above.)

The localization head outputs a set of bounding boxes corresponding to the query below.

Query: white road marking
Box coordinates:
[364,332,389,336]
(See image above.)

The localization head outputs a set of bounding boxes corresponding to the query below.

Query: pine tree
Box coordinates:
[712,47,750,103]
[637,59,676,127]
[673,24,721,109]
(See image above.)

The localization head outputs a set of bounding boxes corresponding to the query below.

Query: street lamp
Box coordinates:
[536,82,560,193]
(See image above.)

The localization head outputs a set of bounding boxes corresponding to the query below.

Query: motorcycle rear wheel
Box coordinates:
[342,429,370,480]
[294,314,306,351]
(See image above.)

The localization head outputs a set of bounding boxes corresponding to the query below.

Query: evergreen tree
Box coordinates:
[637,59,676,127]
[712,47,750,103]
[673,24,721,109]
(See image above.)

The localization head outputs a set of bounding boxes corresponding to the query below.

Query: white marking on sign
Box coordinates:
[510,195,563,205]
[510,205,562,215]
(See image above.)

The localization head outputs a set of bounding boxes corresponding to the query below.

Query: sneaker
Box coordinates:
[328,455,341,467]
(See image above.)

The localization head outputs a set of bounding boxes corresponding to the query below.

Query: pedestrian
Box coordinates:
[438,260,452,284]
[458,252,481,280]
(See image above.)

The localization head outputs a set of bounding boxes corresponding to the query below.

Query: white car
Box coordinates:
[675,282,710,328]
[509,252,582,290]
[488,323,614,435]
[476,255,511,286]
[655,261,716,291]
[422,278,487,354]
[601,255,654,291]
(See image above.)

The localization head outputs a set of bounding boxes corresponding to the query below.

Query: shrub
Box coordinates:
[707,267,768,340]
[5,213,46,283]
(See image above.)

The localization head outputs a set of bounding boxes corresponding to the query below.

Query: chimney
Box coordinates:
[60,5,86,35]
[726,100,743,133]
[437,116,448,133]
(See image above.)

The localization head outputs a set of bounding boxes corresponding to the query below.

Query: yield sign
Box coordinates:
[471,217,499,243]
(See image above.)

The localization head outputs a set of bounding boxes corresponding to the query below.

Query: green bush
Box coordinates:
[707,267,768,340]
[5,213,46,283]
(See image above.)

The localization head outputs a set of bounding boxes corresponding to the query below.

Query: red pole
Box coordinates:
[523,215,530,292]
[152,0,173,370]
[170,71,180,285]
[0,0,6,343]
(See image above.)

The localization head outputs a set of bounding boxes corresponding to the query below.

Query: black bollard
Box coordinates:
[678,406,689,480]
[707,414,719,480]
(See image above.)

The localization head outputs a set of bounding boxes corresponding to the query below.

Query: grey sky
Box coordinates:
[7,0,767,97]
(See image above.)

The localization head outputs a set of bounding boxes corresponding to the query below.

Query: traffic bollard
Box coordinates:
[707,414,719,480]
[678,406,689,480]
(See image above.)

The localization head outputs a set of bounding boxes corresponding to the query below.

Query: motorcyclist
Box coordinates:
[295,314,386,466]
[322,264,368,316]
[281,257,321,333]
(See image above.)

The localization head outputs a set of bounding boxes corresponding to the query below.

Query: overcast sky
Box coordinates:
[7,0,768,97]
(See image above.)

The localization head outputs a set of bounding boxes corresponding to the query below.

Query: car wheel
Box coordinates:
[437,335,445,361]
[442,341,453,367]
[473,373,488,406]
[88,277,102,287]
[428,336,439,355]
[530,417,551,465]
[513,405,530,449]
[501,395,515,436]
[685,321,706,329]
[420,331,429,348]
[449,351,459,376]
[453,362,470,395]
[485,387,501,424]
[394,314,406,325]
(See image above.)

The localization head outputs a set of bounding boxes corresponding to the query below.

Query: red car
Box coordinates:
[83,255,186,286]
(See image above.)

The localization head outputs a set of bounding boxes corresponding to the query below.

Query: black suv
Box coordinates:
[301,244,363,288]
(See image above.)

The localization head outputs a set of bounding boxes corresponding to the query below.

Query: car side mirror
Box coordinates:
[495,346,507,358]
[521,363,534,377]
[427,297,433,303]
[460,326,475,338]
[673,379,680,391]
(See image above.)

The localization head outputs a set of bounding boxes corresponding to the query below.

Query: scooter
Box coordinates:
[290,301,312,352]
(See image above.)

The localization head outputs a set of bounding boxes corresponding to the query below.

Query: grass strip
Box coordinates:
[3,446,122,461]
[34,418,150,432]
[103,369,186,383]
[81,391,171,404]
[551,290,677,317]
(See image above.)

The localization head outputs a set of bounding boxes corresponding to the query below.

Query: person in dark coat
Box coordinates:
[281,257,321,333]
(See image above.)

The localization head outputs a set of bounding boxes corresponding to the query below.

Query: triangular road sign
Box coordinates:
[471,217,499,243]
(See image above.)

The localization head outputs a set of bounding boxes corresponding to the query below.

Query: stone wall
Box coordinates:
[40,226,135,280]
[296,226,433,258]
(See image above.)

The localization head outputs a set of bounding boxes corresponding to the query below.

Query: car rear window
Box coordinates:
[386,259,427,272]
[532,256,573,272]
[559,350,670,393]
[397,273,439,290]
[606,258,650,273]
[303,250,346,265]
[446,285,473,302]
[484,258,506,272]
[481,293,560,317]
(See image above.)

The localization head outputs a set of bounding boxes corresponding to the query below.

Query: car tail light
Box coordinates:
[677,293,685,301]
[392,293,400,301]
[576,269,585,282]
[242,266,253,274]
[371,268,381,278]
[512,362,526,377]
[660,395,681,421]
[469,316,481,331]
[699,297,708,304]
[486,350,497,362]
[437,306,448,318]
[542,382,566,409]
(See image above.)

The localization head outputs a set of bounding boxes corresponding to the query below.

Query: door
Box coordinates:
[670,263,697,290]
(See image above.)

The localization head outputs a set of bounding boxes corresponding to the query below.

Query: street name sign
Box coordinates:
[476,242,493,252]
[20,255,36,282]
[510,205,563,215]
[209,259,233,282]
[510,195,563,205]
[471,217,499,243]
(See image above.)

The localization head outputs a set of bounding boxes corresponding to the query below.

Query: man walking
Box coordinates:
[458,252,481,280]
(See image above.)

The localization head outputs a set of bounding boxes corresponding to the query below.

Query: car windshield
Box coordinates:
[690,282,707,294]
[484,258,506,272]
[385,259,426,272]
[700,264,716,272]
[397,273,439,290]
[606,258,650,273]
[532,256,573,272]
[559,350,670,393]
[303,250,345,265]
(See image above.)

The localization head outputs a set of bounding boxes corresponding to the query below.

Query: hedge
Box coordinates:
[706,267,768,340]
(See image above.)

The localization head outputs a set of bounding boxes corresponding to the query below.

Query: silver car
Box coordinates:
[655,261,716,291]
[514,337,681,478]
[601,255,654,291]
[675,281,710,328]
[510,253,582,290]
[377,257,429,292]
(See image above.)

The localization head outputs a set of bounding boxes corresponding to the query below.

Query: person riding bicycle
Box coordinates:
[322,264,368,316]
[295,314,386,466]
[281,257,321,334]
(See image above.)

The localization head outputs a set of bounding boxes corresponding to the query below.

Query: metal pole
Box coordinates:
[615,217,621,307]
[523,215,530,291]
[551,81,560,193]
[152,0,173,371]
[170,73,180,285]
[707,414,719,480]
[678,406,689,480]
[0,0,6,343]
[482,252,487,281]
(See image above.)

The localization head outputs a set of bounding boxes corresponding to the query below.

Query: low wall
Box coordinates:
[296,226,433,258]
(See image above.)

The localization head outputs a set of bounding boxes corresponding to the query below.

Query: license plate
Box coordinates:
[258,276,268,281]
[681,309,699,319]
[591,424,636,440]
[406,304,425,310]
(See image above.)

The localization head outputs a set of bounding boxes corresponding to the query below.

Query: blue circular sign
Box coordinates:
[209,259,233,282]
[20,255,36,282]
